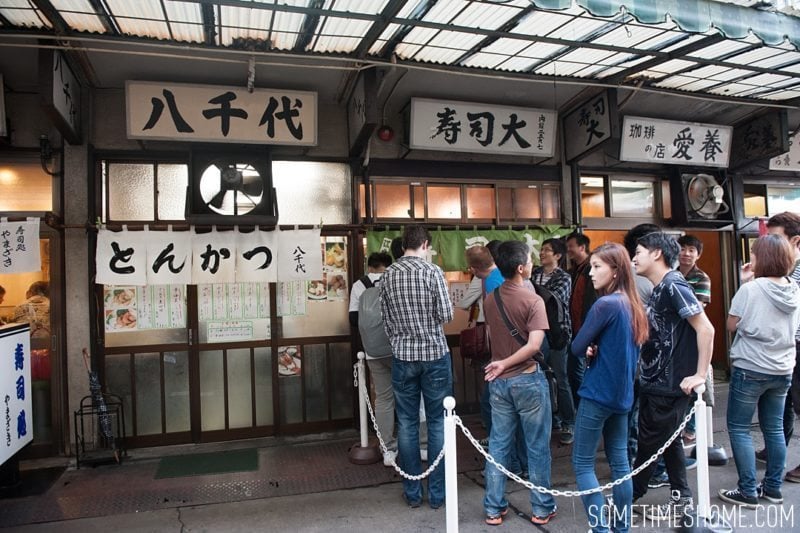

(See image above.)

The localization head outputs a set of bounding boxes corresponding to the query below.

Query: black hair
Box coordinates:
[542,237,567,269]
[495,240,530,279]
[486,240,502,262]
[677,234,703,255]
[624,223,661,259]
[567,231,590,250]
[390,237,404,260]
[401,225,431,252]
[637,232,680,269]
[367,252,393,269]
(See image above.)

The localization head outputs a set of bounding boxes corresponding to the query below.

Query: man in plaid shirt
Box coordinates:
[380,225,454,509]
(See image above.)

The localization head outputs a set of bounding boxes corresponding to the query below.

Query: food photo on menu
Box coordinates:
[307,277,327,301]
[326,274,347,301]
[325,242,346,270]
[105,308,137,331]
[277,346,302,376]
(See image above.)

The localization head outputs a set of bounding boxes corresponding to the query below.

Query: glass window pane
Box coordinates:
[108,163,155,221]
[0,161,53,211]
[661,180,672,219]
[329,342,353,419]
[303,344,327,422]
[104,353,133,438]
[514,187,541,219]
[273,162,351,225]
[134,352,162,435]
[743,184,767,218]
[358,183,366,220]
[200,349,225,431]
[164,351,190,433]
[610,180,654,217]
[466,186,496,220]
[157,164,188,220]
[581,176,606,217]
[498,187,513,220]
[374,182,410,219]
[254,347,273,426]
[227,348,253,429]
[767,186,800,215]
[427,185,461,219]
[541,186,560,220]
[413,185,425,219]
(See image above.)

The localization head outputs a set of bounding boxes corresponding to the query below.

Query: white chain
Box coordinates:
[354,361,699,495]
[355,363,446,481]
[454,404,697,497]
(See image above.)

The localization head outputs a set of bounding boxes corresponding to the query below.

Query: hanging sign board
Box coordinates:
[409,97,557,157]
[39,50,82,145]
[347,69,377,157]
[1,324,33,466]
[126,81,318,146]
[730,110,788,169]
[563,89,619,163]
[769,130,800,171]
[620,115,732,168]
[0,218,41,274]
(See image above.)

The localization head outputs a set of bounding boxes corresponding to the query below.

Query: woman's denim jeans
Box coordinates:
[483,370,556,518]
[572,398,632,533]
[727,366,791,496]
[392,352,453,507]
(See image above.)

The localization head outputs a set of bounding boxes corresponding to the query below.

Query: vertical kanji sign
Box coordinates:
[0,218,41,274]
[277,228,323,282]
[1,324,33,466]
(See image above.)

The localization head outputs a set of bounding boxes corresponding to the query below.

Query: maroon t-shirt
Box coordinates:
[484,281,548,380]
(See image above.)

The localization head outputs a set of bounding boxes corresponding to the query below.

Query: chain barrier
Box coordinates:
[354,361,697,497]
[353,362,446,481]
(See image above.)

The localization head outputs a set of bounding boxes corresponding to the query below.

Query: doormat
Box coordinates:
[154,448,259,479]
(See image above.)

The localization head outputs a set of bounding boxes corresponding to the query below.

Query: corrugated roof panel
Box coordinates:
[106,0,170,38]
[534,59,590,77]
[415,31,485,64]
[590,24,664,48]
[725,47,784,65]
[0,1,49,28]
[634,30,688,52]
[555,47,617,67]
[517,42,567,59]
[325,0,388,14]
[462,51,510,69]
[760,88,800,101]
[572,63,611,78]
[638,59,697,78]
[512,10,576,37]
[394,25,439,58]
[740,73,795,87]
[609,55,654,69]
[655,76,719,91]
[680,65,729,80]
[752,51,800,68]
[369,0,426,49]
[220,6,272,46]
[423,0,470,25]
[169,22,205,43]
[659,34,705,53]
[687,39,753,59]
[271,4,308,50]
[497,56,542,72]
[312,18,372,53]
[49,0,106,33]
[548,16,609,42]
[707,82,764,96]
[451,1,521,31]
[163,1,203,23]
[593,66,625,79]
[779,63,800,74]
[368,36,392,55]
[479,38,530,57]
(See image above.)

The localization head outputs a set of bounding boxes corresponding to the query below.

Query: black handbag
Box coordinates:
[492,288,559,414]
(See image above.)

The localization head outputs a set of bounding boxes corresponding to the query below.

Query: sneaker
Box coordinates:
[682,430,696,443]
[718,488,758,509]
[484,507,509,526]
[530,510,556,525]
[383,450,397,467]
[685,457,697,470]
[648,472,670,489]
[755,448,767,464]
[785,465,800,483]
[642,495,693,520]
[479,437,489,448]
[559,427,574,445]
[420,448,428,462]
[756,483,783,504]
[403,493,422,508]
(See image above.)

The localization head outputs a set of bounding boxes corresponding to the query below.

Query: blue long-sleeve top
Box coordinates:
[570,293,639,413]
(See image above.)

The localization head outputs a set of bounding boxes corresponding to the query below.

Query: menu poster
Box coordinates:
[207,320,254,342]
[277,345,302,377]
[170,286,186,327]
[198,285,213,320]
[104,284,187,332]
[323,238,348,302]
[228,283,243,319]
[213,284,227,319]
[307,275,327,302]
[152,285,170,329]
[104,286,138,331]
[277,281,307,317]
[449,282,470,307]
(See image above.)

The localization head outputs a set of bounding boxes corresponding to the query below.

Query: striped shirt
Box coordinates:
[791,259,800,340]
[682,265,711,304]
[380,255,453,362]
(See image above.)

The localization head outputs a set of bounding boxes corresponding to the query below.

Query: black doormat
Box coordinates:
[155,448,259,479]
[0,466,66,499]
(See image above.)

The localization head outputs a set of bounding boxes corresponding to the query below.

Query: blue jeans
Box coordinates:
[484,370,556,518]
[544,337,575,430]
[573,399,632,533]
[727,367,792,497]
[392,353,453,507]
[568,348,586,409]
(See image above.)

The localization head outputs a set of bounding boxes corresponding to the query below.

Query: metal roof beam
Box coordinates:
[31,0,70,34]
[353,0,409,59]
[377,0,438,59]
[201,2,216,46]
[0,11,13,28]
[86,0,119,35]
[293,0,325,52]
[454,3,537,66]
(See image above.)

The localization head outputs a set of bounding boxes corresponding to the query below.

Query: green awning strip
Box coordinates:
[530,0,800,50]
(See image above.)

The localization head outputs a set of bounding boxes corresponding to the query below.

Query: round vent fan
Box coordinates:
[685,173,729,219]
[199,162,264,216]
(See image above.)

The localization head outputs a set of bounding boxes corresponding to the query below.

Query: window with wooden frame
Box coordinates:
[580,174,659,219]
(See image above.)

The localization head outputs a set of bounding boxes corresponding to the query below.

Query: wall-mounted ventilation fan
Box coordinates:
[669,170,733,228]
[186,151,278,225]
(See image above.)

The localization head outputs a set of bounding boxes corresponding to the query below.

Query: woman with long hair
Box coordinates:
[570,242,648,533]
[719,234,800,508]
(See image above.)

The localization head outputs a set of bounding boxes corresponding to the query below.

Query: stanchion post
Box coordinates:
[693,384,710,520]
[357,352,369,448]
[444,396,458,533]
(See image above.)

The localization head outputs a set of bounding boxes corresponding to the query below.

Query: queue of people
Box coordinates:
[349,214,800,531]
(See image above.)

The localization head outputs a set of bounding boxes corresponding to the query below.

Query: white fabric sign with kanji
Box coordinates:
[236,230,278,283]
[277,228,322,281]
[96,227,148,285]
[0,218,40,274]
[146,229,193,285]
[191,230,236,284]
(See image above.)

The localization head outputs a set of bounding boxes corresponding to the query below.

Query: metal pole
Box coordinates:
[444,396,458,533]
[693,384,710,520]
[358,352,369,449]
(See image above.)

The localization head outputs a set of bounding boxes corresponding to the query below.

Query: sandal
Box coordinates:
[530,510,556,525]
[485,507,509,526]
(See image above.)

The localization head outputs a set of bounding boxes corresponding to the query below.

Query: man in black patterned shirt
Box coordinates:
[380,225,454,509]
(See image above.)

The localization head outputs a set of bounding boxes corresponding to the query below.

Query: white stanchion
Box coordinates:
[357,352,369,449]
[443,396,458,533]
